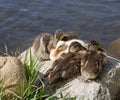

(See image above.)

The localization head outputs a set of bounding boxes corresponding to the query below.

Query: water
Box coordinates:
[0,0,120,53]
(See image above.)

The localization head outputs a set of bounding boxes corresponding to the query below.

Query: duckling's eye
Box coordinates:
[59,45,63,49]
[58,44,67,50]
[69,46,79,53]
[74,46,80,51]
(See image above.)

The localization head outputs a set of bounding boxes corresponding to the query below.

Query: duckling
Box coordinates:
[80,50,106,80]
[50,39,88,61]
[53,29,79,47]
[88,40,108,63]
[33,33,53,60]
[53,29,64,48]
[80,40,107,80]
[45,52,81,85]
[88,40,105,53]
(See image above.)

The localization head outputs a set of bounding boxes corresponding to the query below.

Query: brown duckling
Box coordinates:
[45,52,81,85]
[88,40,107,63]
[52,29,64,47]
[80,50,106,80]
[53,29,79,47]
[80,40,107,80]
[33,33,53,60]
[88,40,106,53]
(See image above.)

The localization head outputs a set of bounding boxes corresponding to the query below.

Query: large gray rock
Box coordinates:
[0,56,27,95]
[19,47,120,100]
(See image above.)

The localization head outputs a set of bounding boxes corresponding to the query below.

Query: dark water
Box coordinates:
[0,0,120,53]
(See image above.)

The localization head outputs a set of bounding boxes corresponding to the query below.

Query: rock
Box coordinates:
[0,56,27,95]
[18,47,34,64]
[56,78,110,100]
[108,38,120,59]
[19,47,120,100]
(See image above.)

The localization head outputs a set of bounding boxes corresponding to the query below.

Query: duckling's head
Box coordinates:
[88,40,105,52]
[53,29,64,47]
[69,41,87,53]
[62,32,78,41]
[50,41,68,61]
[53,29,79,47]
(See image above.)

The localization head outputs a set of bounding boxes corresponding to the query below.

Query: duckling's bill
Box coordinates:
[53,49,59,56]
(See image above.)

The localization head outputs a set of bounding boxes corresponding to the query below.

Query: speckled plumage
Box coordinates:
[46,41,107,86]
[45,53,81,85]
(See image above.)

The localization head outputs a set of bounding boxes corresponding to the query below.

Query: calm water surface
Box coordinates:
[0,0,120,52]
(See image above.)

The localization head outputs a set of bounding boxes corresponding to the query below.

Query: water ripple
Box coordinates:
[0,0,120,52]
